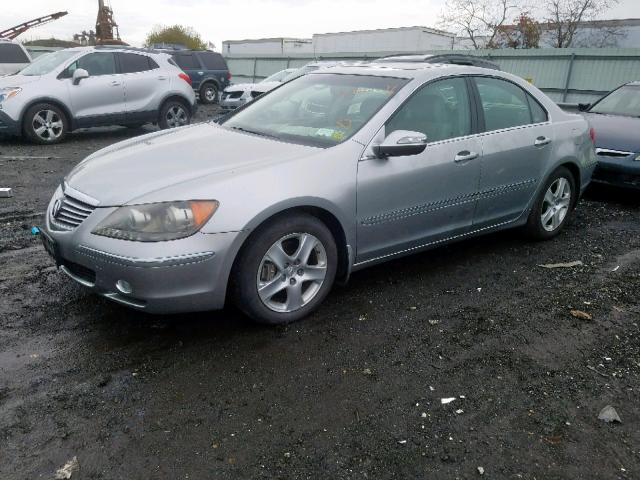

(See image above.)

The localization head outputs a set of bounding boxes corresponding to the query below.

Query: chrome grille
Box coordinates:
[51,193,96,230]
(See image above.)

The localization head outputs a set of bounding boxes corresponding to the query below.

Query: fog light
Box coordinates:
[116,280,132,295]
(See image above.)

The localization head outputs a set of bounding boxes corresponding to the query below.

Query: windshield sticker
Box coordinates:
[331,130,347,141]
[315,128,335,138]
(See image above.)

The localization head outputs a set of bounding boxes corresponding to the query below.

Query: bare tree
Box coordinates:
[545,0,620,48]
[439,0,523,49]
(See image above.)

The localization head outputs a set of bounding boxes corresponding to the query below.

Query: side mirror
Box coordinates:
[373,130,428,158]
[578,103,591,112]
[72,68,89,85]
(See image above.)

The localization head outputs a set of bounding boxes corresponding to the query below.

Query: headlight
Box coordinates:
[635,154,640,162]
[0,87,22,103]
[92,200,219,242]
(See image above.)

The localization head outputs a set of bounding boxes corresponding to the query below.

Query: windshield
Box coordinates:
[590,85,640,117]
[223,73,407,147]
[262,69,295,83]
[20,50,77,76]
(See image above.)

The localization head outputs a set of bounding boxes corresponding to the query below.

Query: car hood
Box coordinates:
[0,73,41,87]
[252,81,280,93]
[65,123,315,206]
[584,113,640,152]
[224,83,253,93]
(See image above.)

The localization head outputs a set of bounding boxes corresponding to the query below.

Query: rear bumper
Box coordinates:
[593,157,640,189]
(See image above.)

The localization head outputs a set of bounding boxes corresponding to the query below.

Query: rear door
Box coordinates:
[356,77,482,263]
[471,76,553,228]
[64,52,126,126]
[172,52,202,89]
[117,52,163,121]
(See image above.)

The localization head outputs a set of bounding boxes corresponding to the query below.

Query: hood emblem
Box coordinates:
[52,198,62,218]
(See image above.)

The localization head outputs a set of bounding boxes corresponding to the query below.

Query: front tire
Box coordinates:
[199,82,218,105]
[525,167,576,240]
[23,103,68,145]
[158,99,191,130]
[232,213,338,325]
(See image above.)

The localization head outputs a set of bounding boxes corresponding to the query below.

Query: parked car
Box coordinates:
[41,64,596,324]
[579,82,640,189]
[0,46,196,144]
[373,53,500,70]
[163,49,231,104]
[0,38,31,76]
[220,68,296,110]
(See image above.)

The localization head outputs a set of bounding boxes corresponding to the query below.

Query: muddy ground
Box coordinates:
[1,105,639,479]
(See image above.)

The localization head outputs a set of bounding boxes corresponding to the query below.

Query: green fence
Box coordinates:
[225,48,640,104]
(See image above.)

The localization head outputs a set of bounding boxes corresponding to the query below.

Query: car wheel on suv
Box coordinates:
[23,103,69,145]
[158,99,191,129]
[200,82,219,105]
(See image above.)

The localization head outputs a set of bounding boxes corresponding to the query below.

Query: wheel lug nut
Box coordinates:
[297,269,304,276]
[290,278,296,285]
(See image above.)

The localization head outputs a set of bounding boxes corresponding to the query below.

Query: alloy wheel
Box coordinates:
[165,105,188,128]
[541,177,572,232]
[32,110,63,142]
[256,233,328,313]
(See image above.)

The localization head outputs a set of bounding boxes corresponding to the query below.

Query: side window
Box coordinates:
[173,53,198,70]
[0,44,30,63]
[198,52,227,70]
[119,52,158,73]
[527,95,548,123]
[386,77,471,143]
[475,77,535,131]
[66,52,116,77]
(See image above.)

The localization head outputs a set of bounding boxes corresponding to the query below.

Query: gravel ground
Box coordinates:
[1,106,639,479]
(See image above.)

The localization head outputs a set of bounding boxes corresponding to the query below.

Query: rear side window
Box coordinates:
[0,43,29,63]
[475,77,544,131]
[172,53,199,70]
[119,52,158,73]
[198,52,227,70]
[386,77,472,143]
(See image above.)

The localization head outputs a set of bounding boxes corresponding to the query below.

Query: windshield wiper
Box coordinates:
[229,126,278,139]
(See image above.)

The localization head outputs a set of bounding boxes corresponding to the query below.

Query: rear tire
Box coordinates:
[199,82,218,105]
[23,103,68,145]
[231,213,338,325]
[158,99,191,130]
[525,166,576,240]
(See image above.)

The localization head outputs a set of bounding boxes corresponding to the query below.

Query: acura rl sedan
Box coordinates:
[41,63,597,324]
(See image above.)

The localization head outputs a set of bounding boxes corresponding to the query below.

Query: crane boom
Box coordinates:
[0,12,68,40]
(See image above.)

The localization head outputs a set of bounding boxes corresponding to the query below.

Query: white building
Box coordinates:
[222,37,313,56]
[312,26,456,55]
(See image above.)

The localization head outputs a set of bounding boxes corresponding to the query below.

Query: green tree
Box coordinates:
[145,25,207,49]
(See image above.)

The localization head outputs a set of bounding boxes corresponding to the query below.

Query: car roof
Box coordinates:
[374,54,500,69]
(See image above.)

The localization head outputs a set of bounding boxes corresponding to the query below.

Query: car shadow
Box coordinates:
[584,184,640,208]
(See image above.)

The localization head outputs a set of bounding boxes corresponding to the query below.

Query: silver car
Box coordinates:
[0,46,196,144]
[220,68,297,110]
[41,63,597,324]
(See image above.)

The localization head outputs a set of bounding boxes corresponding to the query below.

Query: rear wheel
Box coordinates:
[199,82,218,105]
[158,99,191,129]
[525,167,576,240]
[232,213,338,325]
[23,103,68,145]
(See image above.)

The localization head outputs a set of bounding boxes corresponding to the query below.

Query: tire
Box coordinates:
[158,99,191,130]
[232,213,338,325]
[199,82,219,105]
[23,103,69,145]
[525,166,576,240]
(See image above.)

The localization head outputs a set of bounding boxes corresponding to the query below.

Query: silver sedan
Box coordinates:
[41,63,597,324]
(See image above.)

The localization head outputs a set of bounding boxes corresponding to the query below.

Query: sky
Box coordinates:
[6,0,640,49]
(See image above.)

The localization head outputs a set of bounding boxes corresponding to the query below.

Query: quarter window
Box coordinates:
[0,43,30,63]
[173,53,199,70]
[386,77,471,143]
[198,52,227,70]
[475,77,546,131]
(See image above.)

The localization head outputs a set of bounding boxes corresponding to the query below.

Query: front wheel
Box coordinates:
[23,103,68,144]
[158,100,191,130]
[525,167,576,240]
[232,213,338,325]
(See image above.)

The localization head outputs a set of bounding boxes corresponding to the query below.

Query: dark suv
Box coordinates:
[165,50,231,104]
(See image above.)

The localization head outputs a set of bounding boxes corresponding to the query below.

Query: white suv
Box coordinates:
[0,39,31,76]
[0,46,196,144]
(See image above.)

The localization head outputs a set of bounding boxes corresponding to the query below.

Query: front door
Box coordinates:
[64,52,125,126]
[356,77,482,264]
[471,76,554,228]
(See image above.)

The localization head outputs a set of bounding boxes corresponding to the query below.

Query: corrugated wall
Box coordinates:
[226,48,640,103]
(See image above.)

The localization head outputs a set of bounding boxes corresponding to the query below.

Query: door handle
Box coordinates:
[110,81,121,87]
[157,76,168,81]
[454,151,479,163]
[535,136,552,147]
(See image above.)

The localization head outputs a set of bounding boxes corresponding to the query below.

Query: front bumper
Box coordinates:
[0,109,20,136]
[219,94,247,110]
[43,198,248,314]
[593,154,640,189]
